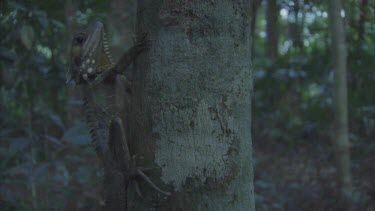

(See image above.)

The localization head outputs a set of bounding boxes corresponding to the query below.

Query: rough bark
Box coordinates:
[266,0,279,59]
[127,0,255,210]
[328,0,354,210]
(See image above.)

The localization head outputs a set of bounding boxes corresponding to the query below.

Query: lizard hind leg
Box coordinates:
[108,117,171,197]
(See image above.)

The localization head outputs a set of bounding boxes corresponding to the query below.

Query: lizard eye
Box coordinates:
[74,33,86,45]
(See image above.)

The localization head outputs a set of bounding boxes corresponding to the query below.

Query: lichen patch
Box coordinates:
[154,99,233,191]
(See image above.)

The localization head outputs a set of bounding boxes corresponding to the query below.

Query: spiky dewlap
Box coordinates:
[67,21,116,85]
[81,30,115,83]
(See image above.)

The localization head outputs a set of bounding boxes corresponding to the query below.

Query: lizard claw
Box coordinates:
[133,167,171,196]
[138,167,159,172]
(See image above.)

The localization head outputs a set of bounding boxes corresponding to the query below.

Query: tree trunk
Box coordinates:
[266,0,279,59]
[328,0,354,210]
[250,0,261,61]
[289,0,303,50]
[357,0,368,41]
[127,0,255,210]
[250,0,260,60]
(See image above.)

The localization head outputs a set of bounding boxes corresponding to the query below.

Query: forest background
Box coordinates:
[0,0,374,210]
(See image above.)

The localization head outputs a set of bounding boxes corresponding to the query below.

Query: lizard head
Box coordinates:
[67,21,114,84]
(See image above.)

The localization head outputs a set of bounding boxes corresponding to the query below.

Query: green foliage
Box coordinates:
[253,0,374,210]
[252,0,374,146]
[0,1,108,210]
[61,124,91,145]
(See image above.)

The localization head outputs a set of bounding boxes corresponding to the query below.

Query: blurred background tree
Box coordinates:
[0,0,374,210]
[328,0,353,210]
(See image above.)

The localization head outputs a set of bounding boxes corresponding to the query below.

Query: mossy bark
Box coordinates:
[128,0,254,210]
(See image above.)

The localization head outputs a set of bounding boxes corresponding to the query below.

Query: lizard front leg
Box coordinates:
[113,33,150,75]
[94,33,150,85]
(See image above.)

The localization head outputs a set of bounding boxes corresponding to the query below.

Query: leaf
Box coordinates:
[0,147,11,157]
[9,137,31,152]
[49,113,65,130]
[52,161,70,185]
[20,25,35,50]
[64,155,84,163]
[8,1,27,11]
[0,128,14,138]
[62,123,91,145]
[51,20,65,29]
[3,162,30,177]
[256,180,270,189]
[74,166,93,184]
[45,135,63,146]
[68,99,83,105]
[35,10,48,28]
[34,163,50,182]
[0,47,16,62]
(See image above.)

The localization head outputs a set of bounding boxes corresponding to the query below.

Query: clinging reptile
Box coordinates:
[67,22,170,211]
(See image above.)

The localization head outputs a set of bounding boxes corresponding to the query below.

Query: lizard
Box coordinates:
[67,21,170,211]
